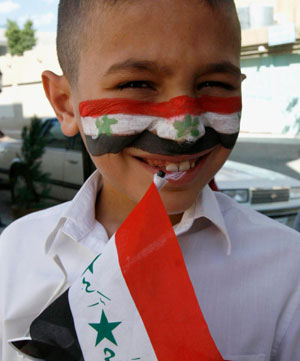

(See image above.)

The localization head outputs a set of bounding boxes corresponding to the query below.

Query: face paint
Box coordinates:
[79,95,242,156]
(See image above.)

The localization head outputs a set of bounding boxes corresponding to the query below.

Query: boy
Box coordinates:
[1,0,300,360]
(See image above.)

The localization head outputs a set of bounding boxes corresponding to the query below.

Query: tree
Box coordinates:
[5,20,22,56]
[21,20,37,51]
[283,98,300,135]
[5,19,37,56]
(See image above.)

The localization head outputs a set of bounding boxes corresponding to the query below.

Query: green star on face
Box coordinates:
[96,115,118,136]
[89,310,122,347]
[174,114,200,139]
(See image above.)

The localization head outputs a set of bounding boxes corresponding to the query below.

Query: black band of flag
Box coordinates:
[11,290,84,361]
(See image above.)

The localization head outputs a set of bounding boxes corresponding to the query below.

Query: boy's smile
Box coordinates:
[46,0,242,233]
[127,147,217,185]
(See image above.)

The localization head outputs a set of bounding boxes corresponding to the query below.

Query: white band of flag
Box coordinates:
[69,238,157,361]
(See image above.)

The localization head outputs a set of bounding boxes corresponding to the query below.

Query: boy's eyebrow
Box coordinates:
[201,62,242,78]
[105,59,241,78]
[105,59,173,76]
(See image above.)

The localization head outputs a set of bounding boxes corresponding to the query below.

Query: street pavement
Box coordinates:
[1,136,300,234]
[230,136,300,181]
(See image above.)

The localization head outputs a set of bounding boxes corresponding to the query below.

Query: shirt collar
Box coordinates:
[62,170,102,240]
[174,185,232,255]
[45,171,102,256]
[46,171,231,256]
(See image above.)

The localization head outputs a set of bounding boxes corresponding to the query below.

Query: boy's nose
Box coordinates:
[156,69,200,101]
[162,88,198,102]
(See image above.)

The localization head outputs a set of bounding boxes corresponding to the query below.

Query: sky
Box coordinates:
[0,0,58,32]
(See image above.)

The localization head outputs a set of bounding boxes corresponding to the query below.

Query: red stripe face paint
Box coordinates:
[79,95,242,156]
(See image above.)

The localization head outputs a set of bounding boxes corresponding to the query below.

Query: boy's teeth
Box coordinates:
[179,161,190,172]
[145,159,198,171]
[166,163,179,172]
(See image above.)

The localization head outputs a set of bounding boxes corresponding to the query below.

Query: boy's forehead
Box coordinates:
[85,0,240,54]
[95,0,238,31]
[78,0,240,88]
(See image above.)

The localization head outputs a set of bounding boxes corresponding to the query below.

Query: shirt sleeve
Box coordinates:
[0,227,10,361]
[275,297,300,360]
[0,229,5,361]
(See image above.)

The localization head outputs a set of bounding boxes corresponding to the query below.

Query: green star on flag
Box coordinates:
[89,310,121,347]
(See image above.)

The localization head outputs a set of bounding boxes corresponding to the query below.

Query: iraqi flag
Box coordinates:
[12,180,225,361]
[79,95,242,156]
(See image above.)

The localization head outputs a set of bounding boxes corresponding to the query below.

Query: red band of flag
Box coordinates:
[80,95,242,118]
[115,183,224,360]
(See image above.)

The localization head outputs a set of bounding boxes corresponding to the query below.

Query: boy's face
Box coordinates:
[70,0,242,216]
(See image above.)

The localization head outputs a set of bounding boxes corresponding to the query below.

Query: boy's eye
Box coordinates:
[117,81,155,90]
[197,81,235,91]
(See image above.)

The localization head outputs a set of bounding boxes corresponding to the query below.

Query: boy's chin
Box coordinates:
[160,191,198,219]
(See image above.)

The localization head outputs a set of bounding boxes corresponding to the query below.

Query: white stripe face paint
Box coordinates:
[81,112,241,142]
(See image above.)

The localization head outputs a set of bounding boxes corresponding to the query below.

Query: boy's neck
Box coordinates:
[95,180,183,238]
[95,182,134,238]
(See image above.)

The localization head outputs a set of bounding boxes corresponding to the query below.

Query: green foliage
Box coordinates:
[12,116,51,209]
[5,19,37,56]
[21,20,36,52]
[283,98,300,135]
[5,20,22,56]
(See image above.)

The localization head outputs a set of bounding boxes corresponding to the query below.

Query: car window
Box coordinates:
[44,121,68,149]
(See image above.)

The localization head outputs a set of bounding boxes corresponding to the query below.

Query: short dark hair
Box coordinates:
[57,0,239,85]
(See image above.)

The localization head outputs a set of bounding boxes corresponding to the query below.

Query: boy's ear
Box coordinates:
[42,70,79,136]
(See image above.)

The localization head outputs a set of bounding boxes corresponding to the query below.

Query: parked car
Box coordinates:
[0,119,84,201]
[0,130,20,190]
[1,118,300,228]
[215,160,300,228]
[0,129,18,144]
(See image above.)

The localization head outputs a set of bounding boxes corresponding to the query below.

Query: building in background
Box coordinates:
[0,29,7,56]
[235,0,300,136]
[0,30,59,138]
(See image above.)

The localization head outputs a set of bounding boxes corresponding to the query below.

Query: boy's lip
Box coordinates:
[127,146,217,185]
[127,147,216,163]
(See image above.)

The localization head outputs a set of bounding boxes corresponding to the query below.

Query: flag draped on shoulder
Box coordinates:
[12,181,225,361]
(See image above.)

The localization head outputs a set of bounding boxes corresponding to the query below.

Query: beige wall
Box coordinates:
[275,0,300,25]
[234,0,300,47]
[235,0,275,6]
[0,44,61,87]
[0,45,61,137]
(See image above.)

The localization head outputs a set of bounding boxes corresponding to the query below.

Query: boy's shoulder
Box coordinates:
[215,190,300,253]
[0,171,101,270]
[0,202,74,359]
[0,201,70,254]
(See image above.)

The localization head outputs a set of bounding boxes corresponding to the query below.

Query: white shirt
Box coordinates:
[1,171,300,361]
